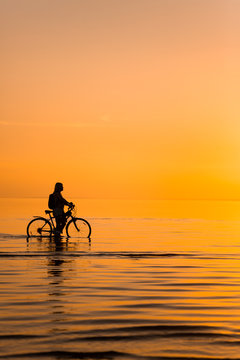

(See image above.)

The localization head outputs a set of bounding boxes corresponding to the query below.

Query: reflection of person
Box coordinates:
[48,182,72,234]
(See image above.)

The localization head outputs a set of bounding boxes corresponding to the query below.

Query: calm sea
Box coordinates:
[1,198,240,359]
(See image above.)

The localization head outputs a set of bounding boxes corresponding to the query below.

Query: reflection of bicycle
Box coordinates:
[26,204,91,238]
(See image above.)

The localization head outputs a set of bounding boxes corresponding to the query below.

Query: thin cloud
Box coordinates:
[0,120,116,127]
[100,114,111,123]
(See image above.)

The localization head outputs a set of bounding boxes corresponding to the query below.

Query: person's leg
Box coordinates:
[55,215,62,233]
[59,213,67,233]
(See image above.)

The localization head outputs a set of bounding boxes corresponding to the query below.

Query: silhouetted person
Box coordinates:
[48,182,72,235]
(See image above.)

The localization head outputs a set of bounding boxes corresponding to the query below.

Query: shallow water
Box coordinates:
[1,200,240,359]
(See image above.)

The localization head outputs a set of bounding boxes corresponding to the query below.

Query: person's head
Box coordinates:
[54,182,63,193]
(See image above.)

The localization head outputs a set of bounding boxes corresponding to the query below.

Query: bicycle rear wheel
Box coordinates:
[66,218,91,238]
[27,217,52,237]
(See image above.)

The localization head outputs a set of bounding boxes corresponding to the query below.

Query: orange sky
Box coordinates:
[1,0,240,200]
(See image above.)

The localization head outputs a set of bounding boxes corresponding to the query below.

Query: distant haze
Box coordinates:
[1,0,240,200]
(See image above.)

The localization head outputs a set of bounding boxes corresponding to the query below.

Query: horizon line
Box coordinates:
[1,197,240,202]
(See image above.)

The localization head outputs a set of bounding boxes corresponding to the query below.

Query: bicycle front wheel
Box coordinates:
[27,217,52,237]
[66,218,91,238]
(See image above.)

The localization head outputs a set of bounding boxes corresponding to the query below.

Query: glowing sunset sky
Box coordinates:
[1,0,240,199]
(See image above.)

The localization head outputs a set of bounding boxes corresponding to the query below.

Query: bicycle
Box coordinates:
[26,204,91,238]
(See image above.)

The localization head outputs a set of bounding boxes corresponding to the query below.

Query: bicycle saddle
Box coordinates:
[45,210,53,214]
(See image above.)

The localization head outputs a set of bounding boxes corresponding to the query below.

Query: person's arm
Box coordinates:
[63,197,70,206]
[61,194,73,207]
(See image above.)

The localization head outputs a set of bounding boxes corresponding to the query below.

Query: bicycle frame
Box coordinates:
[27,204,91,238]
[45,208,75,231]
